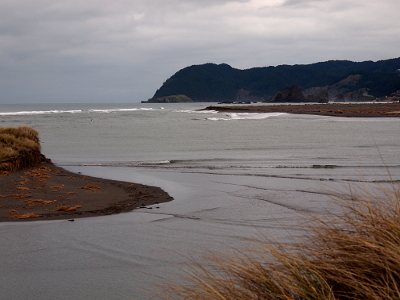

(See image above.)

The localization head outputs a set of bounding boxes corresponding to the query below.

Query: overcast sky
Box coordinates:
[1,0,399,104]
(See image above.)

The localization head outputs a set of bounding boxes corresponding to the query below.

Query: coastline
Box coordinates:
[204,102,400,117]
[0,162,173,222]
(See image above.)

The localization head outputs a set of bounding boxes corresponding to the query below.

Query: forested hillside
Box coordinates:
[151,58,400,102]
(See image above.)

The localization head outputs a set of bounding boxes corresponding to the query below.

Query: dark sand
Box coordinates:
[205,102,400,117]
[0,162,173,222]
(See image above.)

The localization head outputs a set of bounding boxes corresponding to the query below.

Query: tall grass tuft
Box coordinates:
[0,126,40,144]
[161,183,400,300]
[0,126,46,172]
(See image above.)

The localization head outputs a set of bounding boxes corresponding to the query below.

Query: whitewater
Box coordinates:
[0,102,399,299]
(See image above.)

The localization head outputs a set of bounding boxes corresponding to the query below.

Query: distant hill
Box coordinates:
[151,58,400,102]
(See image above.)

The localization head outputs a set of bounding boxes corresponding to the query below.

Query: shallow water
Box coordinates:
[0,103,399,299]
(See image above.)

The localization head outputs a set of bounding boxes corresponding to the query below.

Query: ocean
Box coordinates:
[0,102,399,299]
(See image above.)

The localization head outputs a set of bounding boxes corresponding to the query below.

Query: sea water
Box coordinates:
[0,102,399,299]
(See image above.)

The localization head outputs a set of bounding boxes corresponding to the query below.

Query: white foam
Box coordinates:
[88,108,154,113]
[137,160,171,166]
[0,107,159,116]
[174,109,218,114]
[0,110,83,116]
[77,160,172,167]
[206,112,287,121]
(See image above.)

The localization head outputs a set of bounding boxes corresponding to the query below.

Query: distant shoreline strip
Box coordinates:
[204,102,400,117]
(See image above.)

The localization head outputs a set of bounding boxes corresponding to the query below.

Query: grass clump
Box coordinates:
[162,184,400,300]
[12,212,41,219]
[80,184,101,190]
[0,126,47,172]
[55,205,81,212]
[24,199,57,206]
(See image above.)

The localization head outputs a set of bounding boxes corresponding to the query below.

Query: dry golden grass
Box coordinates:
[16,186,30,191]
[24,165,51,179]
[0,146,17,162]
[24,199,57,206]
[55,205,81,212]
[50,184,64,189]
[12,212,41,219]
[0,126,45,172]
[0,194,32,199]
[81,184,101,190]
[0,126,40,144]
[161,183,400,300]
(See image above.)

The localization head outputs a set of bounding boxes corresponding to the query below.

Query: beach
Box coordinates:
[0,162,173,222]
[205,101,400,117]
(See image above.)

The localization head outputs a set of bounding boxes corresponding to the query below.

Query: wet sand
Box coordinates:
[0,162,173,222]
[205,102,400,117]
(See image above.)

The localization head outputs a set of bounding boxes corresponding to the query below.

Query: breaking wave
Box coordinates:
[88,108,154,113]
[0,110,83,116]
[0,107,156,116]
[62,159,400,170]
[174,109,218,114]
[205,112,287,121]
[174,110,288,120]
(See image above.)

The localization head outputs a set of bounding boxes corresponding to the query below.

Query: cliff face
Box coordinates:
[303,75,377,102]
[268,86,330,103]
[268,85,305,102]
[152,58,400,102]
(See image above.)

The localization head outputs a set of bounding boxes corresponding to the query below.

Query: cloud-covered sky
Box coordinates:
[1,0,399,104]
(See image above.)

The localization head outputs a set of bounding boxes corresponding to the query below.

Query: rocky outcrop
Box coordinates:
[266,78,378,103]
[378,90,400,102]
[304,75,377,102]
[143,94,194,103]
[267,85,306,102]
[306,90,329,103]
[336,88,375,102]
[271,86,330,103]
[329,75,363,101]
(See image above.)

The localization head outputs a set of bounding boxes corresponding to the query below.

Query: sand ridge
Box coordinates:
[205,102,400,117]
[0,162,173,222]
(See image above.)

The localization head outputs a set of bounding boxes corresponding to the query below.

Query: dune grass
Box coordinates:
[161,183,400,300]
[0,126,45,172]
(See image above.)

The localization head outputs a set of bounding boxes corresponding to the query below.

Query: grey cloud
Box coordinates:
[0,0,399,103]
[282,0,323,6]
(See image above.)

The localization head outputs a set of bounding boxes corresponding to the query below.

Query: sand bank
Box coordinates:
[0,162,173,222]
[205,102,400,117]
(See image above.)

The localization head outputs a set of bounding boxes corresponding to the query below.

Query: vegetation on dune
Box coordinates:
[161,183,400,300]
[0,126,47,172]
